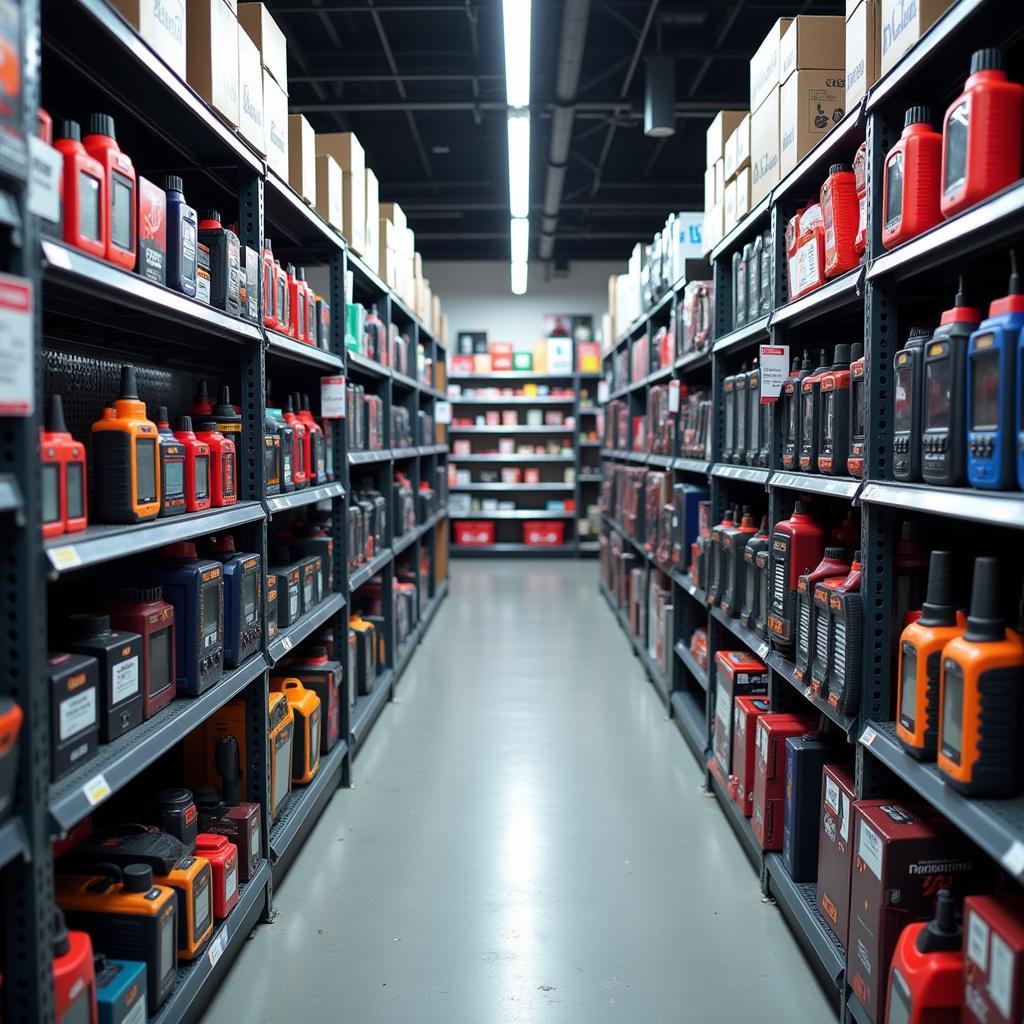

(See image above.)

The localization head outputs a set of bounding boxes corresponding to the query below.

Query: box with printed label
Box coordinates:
[781,735,833,882]
[735,167,752,221]
[750,87,781,204]
[186,0,239,127]
[848,800,983,1024]
[779,69,845,176]
[703,202,724,256]
[704,166,716,210]
[315,154,343,231]
[380,202,407,235]
[751,713,815,851]
[714,158,725,204]
[262,68,288,179]
[750,18,793,112]
[731,694,770,816]
[136,176,166,286]
[237,22,265,153]
[725,115,750,179]
[288,114,316,205]
[712,651,768,780]
[879,0,951,75]
[845,0,881,107]
[109,0,187,77]
[706,110,745,167]
[379,218,396,287]
[779,16,845,84]
[723,178,737,228]
[962,895,1024,1024]
[364,168,379,273]
[817,764,856,950]
[316,133,366,254]
[238,2,287,87]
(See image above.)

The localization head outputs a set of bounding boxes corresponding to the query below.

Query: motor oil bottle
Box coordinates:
[795,547,851,684]
[720,506,758,618]
[707,506,736,607]
[747,235,762,321]
[275,260,289,334]
[213,386,242,464]
[261,239,278,330]
[194,421,237,507]
[286,263,305,341]
[782,352,812,470]
[896,551,966,761]
[882,107,943,250]
[283,395,310,489]
[722,373,737,464]
[893,327,932,481]
[299,394,327,484]
[768,500,826,654]
[938,557,1024,795]
[54,119,106,259]
[197,211,241,316]
[799,349,830,472]
[941,48,1024,219]
[740,516,770,631]
[818,344,853,475]
[788,204,826,300]
[848,343,867,478]
[821,163,860,278]
[82,114,136,270]
[160,175,197,297]
[746,362,768,467]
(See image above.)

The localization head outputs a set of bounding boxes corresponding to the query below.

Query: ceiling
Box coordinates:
[265,0,843,263]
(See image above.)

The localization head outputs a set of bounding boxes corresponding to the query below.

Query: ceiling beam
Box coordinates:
[289,98,746,113]
[290,72,502,83]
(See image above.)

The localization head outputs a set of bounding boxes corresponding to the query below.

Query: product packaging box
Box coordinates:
[779,70,846,176]
[714,158,725,204]
[712,651,768,779]
[288,114,316,204]
[962,895,1024,1024]
[817,764,855,950]
[317,133,366,253]
[726,115,750,180]
[723,178,737,228]
[779,15,845,84]
[109,0,187,77]
[186,0,239,126]
[735,167,752,221]
[750,87,781,204]
[702,203,724,256]
[364,168,379,273]
[731,694,770,816]
[547,338,573,374]
[262,68,288,179]
[706,110,745,168]
[237,22,265,153]
[781,735,833,882]
[491,341,513,372]
[704,166,716,210]
[379,218,396,287]
[751,713,815,851]
[848,801,984,1023]
[845,0,881,107]
[380,201,407,236]
[750,18,793,112]
[136,176,166,285]
[238,2,287,87]
[315,154,343,231]
[879,0,951,75]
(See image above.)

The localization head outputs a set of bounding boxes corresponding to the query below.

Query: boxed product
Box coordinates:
[817,764,855,950]
[845,0,881,107]
[238,2,287,87]
[237,22,265,153]
[288,114,316,204]
[781,735,833,881]
[316,133,366,254]
[262,68,288,179]
[364,168,379,273]
[779,15,845,84]
[723,178,737,229]
[186,0,240,127]
[880,0,951,75]
[962,895,1024,1024]
[136,176,166,285]
[750,18,793,112]
[779,70,846,175]
[109,0,187,77]
[704,166,716,210]
[315,155,343,231]
[454,522,494,547]
[751,713,815,851]
[731,694,770,816]
[714,158,725,204]
[712,651,768,779]
[735,167,751,221]
[750,87,781,204]
[725,114,750,179]
[705,110,745,168]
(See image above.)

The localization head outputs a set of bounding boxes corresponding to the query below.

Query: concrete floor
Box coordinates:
[202,561,834,1023]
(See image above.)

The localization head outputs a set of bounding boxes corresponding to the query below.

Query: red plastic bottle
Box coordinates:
[283,396,310,488]
[298,393,326,484]
[788,204,825,300]
[287,263,306,341]
[195,832,239,920]
[173,416,212,512]
[195,420,237,507]
[820,163,860,278]
[941,48,1024,219]
[82,114,137,270]
[38,107,52,144]
[854,141,868,259]
[275,260,290,333]
[53,119,106,259]
[767,500,826,654]
[261,238,278,330]
[882,107,943,250]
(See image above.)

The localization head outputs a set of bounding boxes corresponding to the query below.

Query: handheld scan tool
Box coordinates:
[48,653,99,781]
[893,328,932,481]
[93,956,146,1024]
[268,691,295,822]
[273,678,321,784]
[205,536,261,667]
[818,345,853,475]
[52,908,97,1024]
[194,421,236,507]
[41,394,87,538]
[195,833,238,919]
[154,407,186,517]
[108,587,175,719]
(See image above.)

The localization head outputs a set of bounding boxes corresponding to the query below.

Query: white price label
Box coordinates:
[28,137,62,223]
[281,634,294,653]
[436,401,452,425]
[860,725,877,747]
[112,656,140,703]
[597,379,610,405]
[1001,839,1024,878]
[82,773,111,808]
[207,928,228,967]
[668,379,681,413]
[758,345,789,404]
[321,375,346,419]
[48,545,82,570]
[0,274,34,415]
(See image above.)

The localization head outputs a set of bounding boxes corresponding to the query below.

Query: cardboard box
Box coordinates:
[848,801,984,1023]
[364,168,379,273]
[287,114,316,204]
[712,651,768,780]
[706,110,745,167]
[379,201,407,235]
[237,22,265,154]
[780,69,846,176]
[714,158,725,204]
[109,0,187,78]
[237,2,287,88]
[880,0,950,75]
[781,736,833,882]
[723,178,737,228]
[779,16,845,84]
[731,695,771,816]
[817,764,855,950]
[725,115,750,180]
[845,0,881,108]
[750,87,781,204]
[735,167,752,221]
[751,713,815,851]
[962,895,1024,1024]
[704,166,716,210]
[316,133,366,253]
[379,218,396,287]
[315,154,343,231]
[186,0,239,126]
[262,68,288,179]
[702,202,723,256]
[750,18,792,112]
[136,176,166,285]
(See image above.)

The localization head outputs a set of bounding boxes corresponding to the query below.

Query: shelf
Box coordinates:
[49,653,267,833]
[449,372,576,382]
[859,481,1024,529]
[647,453,673,468]
[711,464,771,486]
[578,475,603,483]
[860,720,1024,881]
[346,350,390,380]
[418,444,449,456]
[450,395,576,405]
[675,640,709,691]
[392,370,419,392]
[269,739,347,867]
[267,593,347,665]
[449,425,573,434]
[450,510,574,520]
[263,170,344,256]
[847,992,872,1024]
[764,853,846,988]
[266,481,345,515]
[675,348,712,373]
[712,314,770,356]
[579,540,600,552]
[709,768,763,873]
[44,502,266,575]
[350,669,395,753]
[770,267,864,329]
[452,483,574,492]
[770,472,861,499]
[346,250,389,301]
[580,440,602,448]
[420,384,446,400]
[772,106,864,206]
[348,547,394,591]
[671,690,708,765]
[670,569,708,606]
[0,818,28,871]
[266,330,342,372]
[451,543,577,555]
[764,649,859,737]
[712,192,772,262]
[674,457,712,474]
[348,449,392,465]
[393,508,447,554]
[150,860,271,1024]
[391,446,419,460]
[450,454,575,463]
[710,605,771,660]
[603,514,650,563]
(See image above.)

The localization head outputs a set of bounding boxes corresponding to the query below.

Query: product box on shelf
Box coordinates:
[817,763,855,950]
[316,132,366,254]
[523,521,565,547]
[845,0,881,107]
[750,18,793,112]
[706,110,745,168]
[236,20,265,154]
[315,154,343,231]
[751,713,815,851]
[454,522,494,547]
[779,70,846,176]
[704,166,716,211]
[879,0,951,75]
[781,735,833,882]
[735,167,752,221]
[750,87,781,204]
[287,114,316,204]
[186,0,240,128]
[731,694,770,816]
[779,15,845,85]
[364,168,379,273]
[238,2,288,88]
[724,112,749,179]
[262,68,288,179]
[712,651,768,780]
[962,895,1024,1024]
[109,0,187,77]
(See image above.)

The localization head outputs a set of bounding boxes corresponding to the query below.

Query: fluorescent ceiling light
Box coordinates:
[507,114,530,218]
[511,260,528,295]
[502,0,532,108]
[510,217,529,265]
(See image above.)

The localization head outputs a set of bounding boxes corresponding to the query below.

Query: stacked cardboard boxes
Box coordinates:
[239,2,288,177]
[703,110,744,253]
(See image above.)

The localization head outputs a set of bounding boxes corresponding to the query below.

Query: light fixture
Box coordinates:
[507,114,530,218]
[510,217,529,265]
[644,56,675,138]
[502,0,532,108]
[511,260,528,295]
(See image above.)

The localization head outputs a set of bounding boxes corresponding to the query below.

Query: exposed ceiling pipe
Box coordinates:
[539,0,591,261]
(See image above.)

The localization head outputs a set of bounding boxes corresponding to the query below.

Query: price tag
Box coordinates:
[207,928,228,967]
[668,379,681,413]
[860,725,877,747]
[281,635,294,654]
[82,773,111,808]
[0,274,34,416]
[436,401,452,425]
[48,545,82,570]
[597,379,610,404]
[321,375,346,419]
[758,344,789,404]
[28,137,62,224]
[1001,841,1024,878]
[41,240,72,270]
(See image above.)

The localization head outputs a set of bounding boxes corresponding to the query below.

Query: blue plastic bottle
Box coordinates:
[160,174,198,298]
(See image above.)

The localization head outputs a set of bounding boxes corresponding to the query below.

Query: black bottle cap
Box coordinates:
[916,890,962,954]
[121,864,153,894]
[157,787,193,808]
[815,348,829,371]
[119,365,139,400]
[965,557,1005,642]
[302,393,312,412]
[907,327,931,346]
[1009,249,1021,296]
[214,386,237,416]
[297,268,306,281]
[851,342,864,361]
[801,350,812,371]
[67,613,111,639]
[53,908,70,957]
[919,551,957,627]
[200,210,221,223]
[86,113,116,140]
[828,163,850,175]
[193,785,224,812]
[793,499,809,515]
[285,395,295,413]
[56,118,81,142]
[198,419,218,432]
[954,274,968,308]
[161,175,184,195]
[157,405,169,424]
[46,394,67,433]
[904,105,930,127]
[833,344,851,368]
[824,546,846,560]
[115,585,164,604]
[174,415,193,433]
[215,734,243,804]
[971,48,1004,74]
[194,380,209,402]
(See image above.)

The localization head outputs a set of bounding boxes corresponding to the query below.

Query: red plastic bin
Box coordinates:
[523,521,565,546]
[454,521,495,546]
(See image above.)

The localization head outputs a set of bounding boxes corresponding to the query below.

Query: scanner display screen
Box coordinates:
[242,572,258,626]
[940,659,963,763]
[164,459,184,498]
[195,455,210,499]
[79,172,101,242]
[149,628,173,697]
[136,439,157,503]
[111,171,133,251]
[898,644,917,730]
[885,152,904,230]
[971,346,1000,430]
[801,391,814,448]
[787,390,798,443]
[887,972,911,1024]
[159,911,175,982]
[202,585,220,648]
[925,358,952,429]
[193,879,211,940]
[42,464,59,523]
[66,463,84,519]
[894,365,913,433]
[852,377,865,439]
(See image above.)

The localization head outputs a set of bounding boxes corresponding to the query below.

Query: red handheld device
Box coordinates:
[108,585,176,720]
[882,106,943,250]
[195,421,237,507]
[172,416,212,512]
[52,908,98,1024]
[283,396,310,488]
[41,394,87,538]
[195,832,239,920]
[261,238,279,330]
[82,114,136,271]
[54,119,105,259]
[821,163,860,278]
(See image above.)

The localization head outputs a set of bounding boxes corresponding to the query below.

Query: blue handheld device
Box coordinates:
[95,956,147,1024]
[206,536,263,668]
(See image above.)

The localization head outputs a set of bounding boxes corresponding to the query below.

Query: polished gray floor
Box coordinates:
[203,561,833,1023]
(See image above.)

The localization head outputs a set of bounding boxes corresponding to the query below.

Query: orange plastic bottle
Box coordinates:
[820,163,860,278]
[882,106,943,250]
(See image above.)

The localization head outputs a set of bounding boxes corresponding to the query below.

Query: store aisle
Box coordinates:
[203,562,833,1024]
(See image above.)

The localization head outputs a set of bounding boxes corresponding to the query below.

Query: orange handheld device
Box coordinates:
[52,908,97,1024]
[91,366,160,524]
[268,691,295,822]
[885,890,962,1024]
[820,163,860,278]
[56,864,177,1014]
[171,416,211,512]
[82,114,136,271]
[154,854,213,960]
[54,119,106,258]
[882,107,943,250]
[0,697,22,823]
[938,557,1024,795]
[275,648,343,753]
[41,394,87,538]
[155,407,187,517]
[194,421,237,507]
[782,352,812,470]
[273,678,321,784]
[195,833,238,920]
[896,552,966,760]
